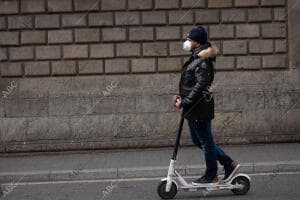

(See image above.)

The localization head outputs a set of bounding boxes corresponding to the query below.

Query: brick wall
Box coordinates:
[0,0,299,152]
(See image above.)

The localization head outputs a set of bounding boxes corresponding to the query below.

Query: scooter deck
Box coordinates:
[181,181,232,189]
[177,164,242,190]
[181,181,244,192]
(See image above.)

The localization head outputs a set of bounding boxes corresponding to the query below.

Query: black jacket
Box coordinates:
[179,43,218,121]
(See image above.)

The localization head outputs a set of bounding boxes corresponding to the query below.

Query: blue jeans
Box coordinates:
[188,119,233,179]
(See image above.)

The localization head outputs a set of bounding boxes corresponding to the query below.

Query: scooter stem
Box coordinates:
[166,116,184,193]
[166,159,176,192]
[172,116,184,160]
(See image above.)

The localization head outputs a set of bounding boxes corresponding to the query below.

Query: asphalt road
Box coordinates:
[1,172,300,200]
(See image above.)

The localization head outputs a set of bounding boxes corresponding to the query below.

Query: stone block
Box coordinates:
[0,32,19,45]
[263,55,287,68]
[9,46,34,60]
[208,0,232,7]
[116,43,141,57]
[115,11,140,25]
[274,8,286,21]
[0,48,8,61]
[78,60,104,74]
[168,10,193,24]
[223,40,247,55]
[221,9,246,22]
[21,0,45,13]
[209,25,234,39]
[129,27,154,41]
[156,26,181,40]
[90,44,115,58]
[49,95,93,116]
[0,118,27,142]
[74,0,100,11]
[275,39,287,52]
[47,0,72,12]
[0,62,23,77]
[101,0,126,10]
[181,0,206,8]
[154,0,179,9]
[143,42,167,56]
[75,28,100,43]
[102,28,126,41]
[248,8,272,22]
[241,109,285,134]
[249,39,273,53]
[131,58,156,73]
[236,24,260,38]
[48,30,73,44]
[71,115,114,139]
[261,0,285,6]
[0,17,6,30]
[215,56,235,70]
[52,61,76,75]
[5,98,49,117]
[213,112,242,136]
[234,0,259,7]
[27,117,71,140]
[62,14,87,27]
[8,16,33,29]
[24,61,50,76]
[142,11,166,24]
[0,0,19,14]
[195,9,220,23]
[36,45,61,60]
[128,0,153,10]
[35,14,60,28]
[157,57,182,72]
[63,45,88,58]
[21,30,46,44]
[262,23,286,38]
[236,56,261,69]
[105,59,130,73]
[88,13,113,26]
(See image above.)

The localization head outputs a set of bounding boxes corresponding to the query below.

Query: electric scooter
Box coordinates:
[157,116,251,199]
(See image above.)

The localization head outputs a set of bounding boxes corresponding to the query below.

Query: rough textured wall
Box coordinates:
[0,0,299,152]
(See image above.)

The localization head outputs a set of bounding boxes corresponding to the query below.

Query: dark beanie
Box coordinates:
[187,26,207,44]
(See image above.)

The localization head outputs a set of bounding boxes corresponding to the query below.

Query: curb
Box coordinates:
[0,160,300,183]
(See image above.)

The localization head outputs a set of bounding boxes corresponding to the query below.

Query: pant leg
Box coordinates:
[188,120,203,149]
[189,121,232,166]
[210,122,234,167]
[215,144,233,167]
[188,119,218,178]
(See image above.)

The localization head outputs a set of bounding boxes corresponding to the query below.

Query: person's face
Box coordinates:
[187,38,200,50]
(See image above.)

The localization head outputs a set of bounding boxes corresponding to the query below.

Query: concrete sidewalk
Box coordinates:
[0,143,299,183]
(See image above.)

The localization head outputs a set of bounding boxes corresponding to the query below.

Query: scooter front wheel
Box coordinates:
[231,176,250,195]
[157,180,178,199]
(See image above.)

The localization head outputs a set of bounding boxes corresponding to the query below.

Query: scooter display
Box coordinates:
[157,116,251,199]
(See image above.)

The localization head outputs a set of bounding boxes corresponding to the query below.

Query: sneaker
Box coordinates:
[222,161,239,182]
[192,175,218,186]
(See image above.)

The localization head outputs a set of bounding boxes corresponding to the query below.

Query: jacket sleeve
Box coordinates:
[181,60,211,108]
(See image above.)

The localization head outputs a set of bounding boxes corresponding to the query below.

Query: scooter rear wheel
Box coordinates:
[231,176,250,195]
[157,180,178,199]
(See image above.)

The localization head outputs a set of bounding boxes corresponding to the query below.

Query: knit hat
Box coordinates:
[187,26,207,44]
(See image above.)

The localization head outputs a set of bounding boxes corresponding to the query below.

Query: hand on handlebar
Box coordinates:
[173,95,182,110]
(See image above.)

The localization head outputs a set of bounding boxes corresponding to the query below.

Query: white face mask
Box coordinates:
[183,40,192,52]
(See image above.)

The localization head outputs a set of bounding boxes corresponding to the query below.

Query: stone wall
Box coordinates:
[0,0,299,152]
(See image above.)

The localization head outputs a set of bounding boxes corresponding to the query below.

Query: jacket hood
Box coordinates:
[198,45,220,59]
[192,42,210,58]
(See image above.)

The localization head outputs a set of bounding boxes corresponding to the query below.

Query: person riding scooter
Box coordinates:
[173,26,238,185]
